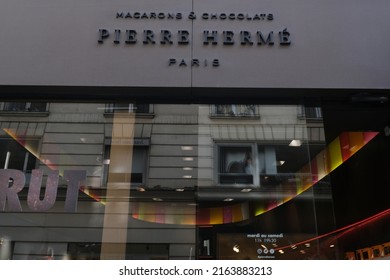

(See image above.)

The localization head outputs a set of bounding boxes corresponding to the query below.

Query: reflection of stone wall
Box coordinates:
[0,103,198,259]
[0,103,326,259]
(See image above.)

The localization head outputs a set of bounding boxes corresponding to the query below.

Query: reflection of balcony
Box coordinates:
[0,102,49,117]
[104,103,154,118]
[210,105,259,119]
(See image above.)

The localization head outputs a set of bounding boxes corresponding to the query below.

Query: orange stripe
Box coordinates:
[348,132,364,155]
[210,208,223,224]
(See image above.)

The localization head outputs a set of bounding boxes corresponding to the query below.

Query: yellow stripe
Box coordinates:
[328,137,343,172]
[316,150,328,180]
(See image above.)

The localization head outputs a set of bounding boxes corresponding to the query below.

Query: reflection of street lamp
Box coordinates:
[233,245,240,253]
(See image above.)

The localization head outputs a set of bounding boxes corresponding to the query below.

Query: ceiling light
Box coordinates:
[181,146,193,151]
[329,244,335,248]
[233,245,240,253]
[152,198,163,202]
[305,243,311,248]
[278,250,284,254]
[183,167,193,171]
[277,160,285,166]
[183,157,194,161]
[175,188,185,192]
[289,139,302,147]
[241,188,252,192]
[182,175,192,179]
[223,198,234,202]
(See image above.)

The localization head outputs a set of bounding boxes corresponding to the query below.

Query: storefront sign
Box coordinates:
[97,11,291,67]
[0,169,86,212]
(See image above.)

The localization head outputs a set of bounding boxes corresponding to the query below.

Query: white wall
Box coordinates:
[0,0,389,90]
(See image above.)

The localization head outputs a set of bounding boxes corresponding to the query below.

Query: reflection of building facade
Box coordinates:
[0,103,329,259]
[1,0,390,261]
[3,102,388,260]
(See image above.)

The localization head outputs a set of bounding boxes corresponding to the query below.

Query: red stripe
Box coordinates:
[197,208,210,225]
[339,132,351,161]
[310,157,318,183]
[223,206,233,223]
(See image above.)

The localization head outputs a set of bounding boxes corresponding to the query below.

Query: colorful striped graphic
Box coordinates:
[252,131,379,217]
[2,128,379,225]
[129,131,379,225]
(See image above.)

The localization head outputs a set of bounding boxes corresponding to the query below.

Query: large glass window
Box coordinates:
[0,100,388,260]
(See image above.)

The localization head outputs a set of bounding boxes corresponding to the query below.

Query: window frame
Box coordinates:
[214,142,259,187]
[215,140,316,188]
[297,105,323,121]
[102,138,149,189]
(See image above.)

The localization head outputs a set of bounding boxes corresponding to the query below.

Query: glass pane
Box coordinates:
[0,101,388,260]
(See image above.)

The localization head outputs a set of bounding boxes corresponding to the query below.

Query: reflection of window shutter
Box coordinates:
[132,148,146,174]
[0,140,38,172]
[103,145,148,185]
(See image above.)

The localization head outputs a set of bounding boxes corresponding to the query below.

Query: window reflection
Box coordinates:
[211,105,258,118]
[102,141,148,187]
[218,146,254,185]
[0,101,387,260]
[105,103,152,114]
[2,102,47,112]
